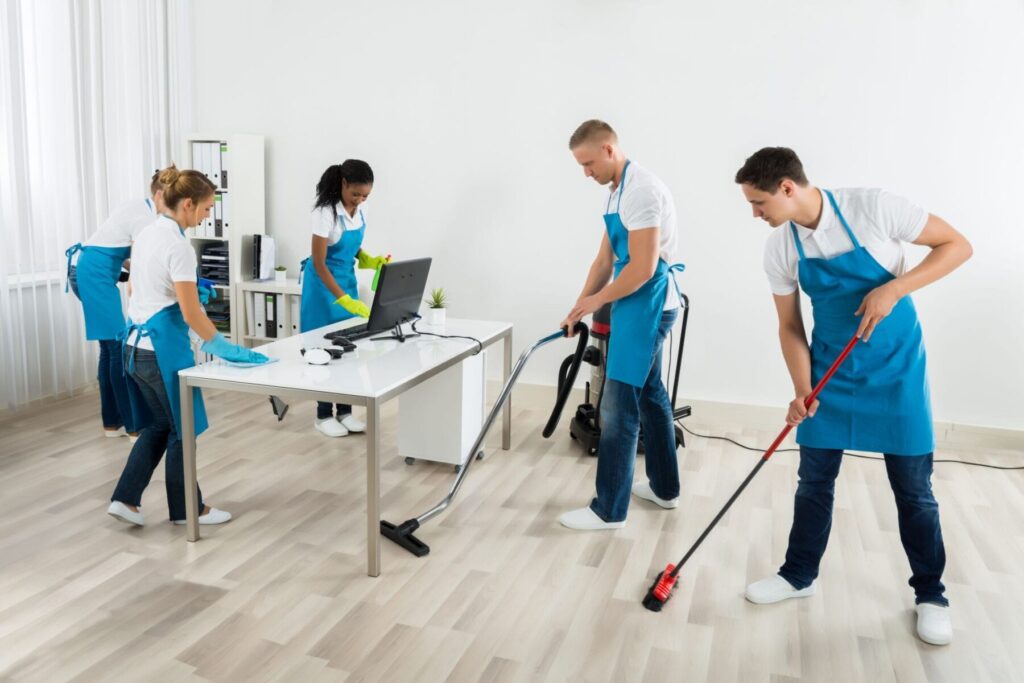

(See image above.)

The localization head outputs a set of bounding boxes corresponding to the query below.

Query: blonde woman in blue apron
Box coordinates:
[735,147,972,646]
[65,170,165,441]
[560,120,685,531]
[300,161,389,438]
[107,167,270,528]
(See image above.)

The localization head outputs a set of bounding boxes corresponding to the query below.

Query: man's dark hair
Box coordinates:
[734,147,809,192]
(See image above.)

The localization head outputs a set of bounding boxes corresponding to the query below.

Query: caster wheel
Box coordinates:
[454,464,462,474]
[588,447,597,456]
[476,451,484,460]
[674,425,685,449]
[404,456,415,466]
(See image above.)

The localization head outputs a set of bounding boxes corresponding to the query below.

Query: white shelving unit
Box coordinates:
[182,133,266,347]
[237,278,302,346]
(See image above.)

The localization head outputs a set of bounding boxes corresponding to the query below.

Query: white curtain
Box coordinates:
[0,0,192,410]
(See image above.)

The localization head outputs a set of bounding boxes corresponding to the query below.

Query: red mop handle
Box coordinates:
[760,334,859,462]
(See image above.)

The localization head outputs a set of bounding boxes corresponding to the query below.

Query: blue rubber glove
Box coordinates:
[198,278,218,306]
[201,333,270,364]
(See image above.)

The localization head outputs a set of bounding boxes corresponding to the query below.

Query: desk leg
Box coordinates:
[502,330,512,450]
[366,399,381,577]
[180,377,200,542]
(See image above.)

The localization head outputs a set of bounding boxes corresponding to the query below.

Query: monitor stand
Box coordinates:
[371,319,420,343]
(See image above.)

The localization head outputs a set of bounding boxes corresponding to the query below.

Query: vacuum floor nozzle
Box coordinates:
[380,519,430,557]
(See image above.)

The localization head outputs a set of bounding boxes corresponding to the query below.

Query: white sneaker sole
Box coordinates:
[631,484,679,509]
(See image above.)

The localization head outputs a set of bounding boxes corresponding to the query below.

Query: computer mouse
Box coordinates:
[303,348,333,366]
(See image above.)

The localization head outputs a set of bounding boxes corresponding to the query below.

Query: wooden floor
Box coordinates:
[1,386,1023,683]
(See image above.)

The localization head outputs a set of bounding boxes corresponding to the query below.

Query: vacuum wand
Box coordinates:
[642,334,860,612]
[381,323,589,557]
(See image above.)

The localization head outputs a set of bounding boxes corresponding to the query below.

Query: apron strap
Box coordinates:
[119,323,151,376]
[64,243,83,293]
[605,160,631,215]
[824,189,862,250]
[789,223,807,261]
[667,262,686,308]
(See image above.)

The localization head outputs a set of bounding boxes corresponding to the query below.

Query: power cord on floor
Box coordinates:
[410,319,484,354]
[677,421,1024,471]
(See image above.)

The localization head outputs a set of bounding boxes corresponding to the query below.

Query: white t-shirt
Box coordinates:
[763,188,929,296]
[311,202,365,245]
[126,215,198,350]
[605,161,679,309]
[85,198,156,248]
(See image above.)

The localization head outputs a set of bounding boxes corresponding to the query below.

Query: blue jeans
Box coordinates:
[779,446,948,606]
[316,402,352,420]
[111,348,204,521]
[590,308,680,522]
[97,338,145,432]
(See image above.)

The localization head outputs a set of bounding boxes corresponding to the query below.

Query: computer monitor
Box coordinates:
[367,257,432,332]
[325,257,432,342]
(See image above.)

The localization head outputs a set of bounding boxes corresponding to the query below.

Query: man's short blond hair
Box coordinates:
[569,119,617,149]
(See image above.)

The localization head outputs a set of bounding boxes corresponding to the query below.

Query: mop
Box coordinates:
[381,323,590,556]
[642,334,860,611]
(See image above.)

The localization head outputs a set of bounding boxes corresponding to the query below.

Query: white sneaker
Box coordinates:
[104,427,126,438]
[745,575,816,604]
[631,481,679,509]
[173,507,232,525]
[558,507,625,530]
[107,501,144,526]
[315,417,349,438]
[916,603,953,645]
[339,413,365,433]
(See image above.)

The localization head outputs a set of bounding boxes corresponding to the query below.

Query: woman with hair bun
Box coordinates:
[107,165,271,528]
[64,170,166,441]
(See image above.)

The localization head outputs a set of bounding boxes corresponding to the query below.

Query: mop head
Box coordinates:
[641,563,678,612]
[380,519,430,557]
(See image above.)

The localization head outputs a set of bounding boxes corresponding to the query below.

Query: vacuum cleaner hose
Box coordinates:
[542,323,589,438]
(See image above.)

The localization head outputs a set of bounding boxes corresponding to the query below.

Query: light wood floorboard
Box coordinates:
[1,386,1022,682]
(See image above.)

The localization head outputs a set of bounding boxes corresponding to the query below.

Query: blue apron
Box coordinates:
[65,198,153,340]
[65,244,131,340]
[793,190,933,456]
[123,303,209,439]
[604,161,686,388]
[299,210,366,332]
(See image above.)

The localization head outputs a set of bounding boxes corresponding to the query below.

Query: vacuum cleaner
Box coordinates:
[381,322,590,557]
[567,293,691,456]
[642,334,860,612]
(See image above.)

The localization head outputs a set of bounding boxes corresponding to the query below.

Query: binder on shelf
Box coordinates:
[213,193,223,237]
[275,295,287,337]
[219,142,229,190]
[191,142,206,177]
[207,142,222,187]
[245,291,256,337]
[221,192,230,232]
[264,293,277,338]
[254,292,266,337]
[290,297,300,333]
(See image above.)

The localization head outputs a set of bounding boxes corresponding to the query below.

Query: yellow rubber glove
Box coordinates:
[356,250,390,270]
[335,294,370,318]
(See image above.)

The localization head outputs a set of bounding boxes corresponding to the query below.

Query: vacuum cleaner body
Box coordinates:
[568,298,691,456]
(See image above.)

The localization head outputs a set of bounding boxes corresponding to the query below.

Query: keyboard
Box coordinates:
[324,324,374,342]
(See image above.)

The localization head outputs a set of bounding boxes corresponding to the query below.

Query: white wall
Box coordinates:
[192,0,1024,431]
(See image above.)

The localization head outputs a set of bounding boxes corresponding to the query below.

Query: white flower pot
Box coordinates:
[425,307,446,326]
[274,270,287,283]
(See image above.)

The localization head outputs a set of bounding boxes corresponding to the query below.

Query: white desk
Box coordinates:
[177,318,513,577]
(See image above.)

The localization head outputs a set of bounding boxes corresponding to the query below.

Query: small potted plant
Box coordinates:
[274,265,287,283]
[424,287,447,325]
